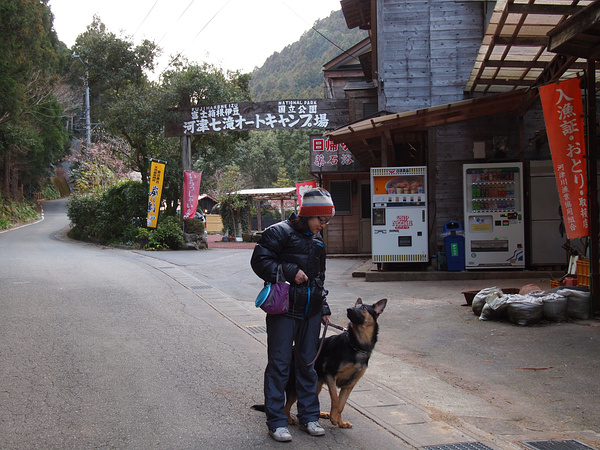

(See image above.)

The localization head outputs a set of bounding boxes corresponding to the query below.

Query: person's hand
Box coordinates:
[322,314,331,325]
[295,269,309,284]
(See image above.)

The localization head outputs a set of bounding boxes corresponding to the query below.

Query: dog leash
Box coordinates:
[305,321,347,366]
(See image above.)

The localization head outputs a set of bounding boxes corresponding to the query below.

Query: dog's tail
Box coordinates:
[251,404,265,412]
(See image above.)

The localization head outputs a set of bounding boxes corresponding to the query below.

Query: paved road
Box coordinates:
[2,199,599,449]
[0,199,407,449]
[132,215,600,449]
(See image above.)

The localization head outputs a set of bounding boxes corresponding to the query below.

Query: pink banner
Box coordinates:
[296,181,317,206]
[182,172,202,219]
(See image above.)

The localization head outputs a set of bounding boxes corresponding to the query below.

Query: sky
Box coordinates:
[48,0,343,77]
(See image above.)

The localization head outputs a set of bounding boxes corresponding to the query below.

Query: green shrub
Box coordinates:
[66,194,103,240]
[153,215,184,250]
[183,218,205,235]
[40,183,60,200]
[137,215,184,250]
[0,195,40,229]
[66,180,147,244]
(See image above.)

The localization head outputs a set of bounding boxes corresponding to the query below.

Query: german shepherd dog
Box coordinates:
[285,297,387,428]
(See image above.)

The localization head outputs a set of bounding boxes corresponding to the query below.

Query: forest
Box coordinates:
[0,0,365,239]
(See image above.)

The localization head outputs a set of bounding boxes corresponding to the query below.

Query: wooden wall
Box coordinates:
[322,173,369,254]
[430,104,549,253]
[377,0,483,112]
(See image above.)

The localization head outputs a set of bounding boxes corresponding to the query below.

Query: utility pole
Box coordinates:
[72,53,92,149]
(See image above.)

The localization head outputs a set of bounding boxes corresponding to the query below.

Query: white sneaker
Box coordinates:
[269,426,292,442]
[300,421,325,436]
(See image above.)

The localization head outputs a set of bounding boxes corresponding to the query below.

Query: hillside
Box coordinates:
[249,9,367,101]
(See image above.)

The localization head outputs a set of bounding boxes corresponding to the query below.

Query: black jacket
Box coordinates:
[251,215,331,319]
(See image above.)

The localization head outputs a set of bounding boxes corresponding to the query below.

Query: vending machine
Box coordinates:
[371,167,428,266]
[463,162,525,269]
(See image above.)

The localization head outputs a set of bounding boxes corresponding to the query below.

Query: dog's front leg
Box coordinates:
[335,386,355,428]
[322,376,342,426]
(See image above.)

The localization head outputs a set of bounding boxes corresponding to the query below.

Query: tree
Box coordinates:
[70,16,158,125]
[211,165,250,236]
[0,0,70,198]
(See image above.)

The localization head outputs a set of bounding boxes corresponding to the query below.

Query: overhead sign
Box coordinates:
[164,99,349,137]
[539,77,589,239]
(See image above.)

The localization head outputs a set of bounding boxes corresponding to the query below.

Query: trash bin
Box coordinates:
[442,221,465,271]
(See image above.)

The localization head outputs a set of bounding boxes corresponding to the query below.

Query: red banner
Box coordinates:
[182,171,202,219]
[539,77,589,239]
[296,181,317,206]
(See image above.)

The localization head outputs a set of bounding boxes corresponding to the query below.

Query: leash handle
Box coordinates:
[328,322,347,332]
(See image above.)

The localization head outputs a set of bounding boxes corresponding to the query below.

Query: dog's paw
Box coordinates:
[338,420,353,428]
[287,416,297,425]
[319,412,330,419]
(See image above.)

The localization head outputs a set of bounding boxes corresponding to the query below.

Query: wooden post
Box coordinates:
[181,136,191,171]
[586,60,599,314]
[256,199,262,231]
[181,136,191,223]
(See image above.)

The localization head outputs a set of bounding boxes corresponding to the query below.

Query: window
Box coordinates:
[329,180,352,215]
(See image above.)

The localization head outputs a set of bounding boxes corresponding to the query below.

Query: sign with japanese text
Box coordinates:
[393,215,414,230]
[147,160,166,229]
[182,171,202,219]
[310,135,362,173]
[164,99,349,137]
[539,77,589,239]
[296,181,317,206]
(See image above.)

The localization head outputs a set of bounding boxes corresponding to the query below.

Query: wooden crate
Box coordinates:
[550,279,562,289]
[576,259,590,287]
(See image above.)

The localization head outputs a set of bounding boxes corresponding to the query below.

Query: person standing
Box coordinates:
[251,188,335,442]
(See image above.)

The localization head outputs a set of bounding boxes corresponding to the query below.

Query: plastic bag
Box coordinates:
[558,288,591,320]
[472,287,503,316]
[538,293,568,322]
[479,295,509,321]
[506,294,543,326]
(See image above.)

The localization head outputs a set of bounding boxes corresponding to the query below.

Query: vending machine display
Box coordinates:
[371,167,428,266]
[463,162,525,269]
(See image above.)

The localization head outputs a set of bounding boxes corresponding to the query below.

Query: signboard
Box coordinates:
[296,181,317,206]
[182,171,202,219]
[539,77,589,239]
[310,135,362,173]
[164,99,349,137]
[147,160,166,229]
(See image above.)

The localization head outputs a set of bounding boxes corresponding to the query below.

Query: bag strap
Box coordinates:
[276,263,286,283]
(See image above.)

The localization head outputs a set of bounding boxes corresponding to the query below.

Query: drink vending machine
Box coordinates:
[371,167,428,267]
[463,162,525,269]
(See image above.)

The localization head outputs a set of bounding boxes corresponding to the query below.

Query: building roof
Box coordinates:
[466,0,596,95]
[325,89,530,163]
[235,187,297,200]
[327,0,600,162]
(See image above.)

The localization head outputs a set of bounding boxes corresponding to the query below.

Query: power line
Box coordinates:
[132,0,160,37]
[164,0,233,71]
[279,0,362,63]
[157,0,197,46]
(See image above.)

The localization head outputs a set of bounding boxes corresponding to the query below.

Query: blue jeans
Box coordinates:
[264,313,322,429]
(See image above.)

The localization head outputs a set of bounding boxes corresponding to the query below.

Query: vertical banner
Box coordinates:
[539,77,589,239]
[296,181,317,206]
[147,160,166,229]
[182,171,202,219]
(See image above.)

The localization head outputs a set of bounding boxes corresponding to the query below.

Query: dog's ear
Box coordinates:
[373,298,387,315]
[355,298,363,306]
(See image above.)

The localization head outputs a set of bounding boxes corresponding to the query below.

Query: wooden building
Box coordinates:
[317,0,598,267]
